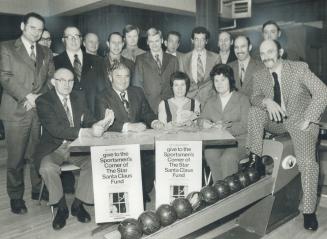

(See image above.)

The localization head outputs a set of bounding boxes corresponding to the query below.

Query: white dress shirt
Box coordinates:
[66,49,83,67]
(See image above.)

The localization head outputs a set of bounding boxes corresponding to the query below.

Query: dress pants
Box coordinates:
[141,150,155,194]
[39,142,93,205]
[247,106,320,213]
[4,110,41,199]
[205,139,247,182]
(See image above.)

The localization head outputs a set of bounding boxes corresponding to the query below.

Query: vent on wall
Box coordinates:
[219,0,252,19]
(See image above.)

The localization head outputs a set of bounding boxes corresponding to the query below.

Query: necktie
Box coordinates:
[74,54,82,82]
[30,45,36,62]
[240,63,245,86]
[62,97,74,127]
[131,49,136,62]
[155,54,162,74]
[120,92,129,113]
[197,54,204,83]
[272,72,281,106]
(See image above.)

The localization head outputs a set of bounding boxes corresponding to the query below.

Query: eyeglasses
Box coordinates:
[55,78,74,84]
[63,35,81,41]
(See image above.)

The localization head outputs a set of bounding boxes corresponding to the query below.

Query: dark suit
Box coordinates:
[219,50,237,64]
[132,52,179,114]
[179,50,221,107]
[54,51,105,114]
[0,38,54,199]
[229,58,264,98]
[95,86,157,197]
[34,89,96,205]
[248,60,327,214]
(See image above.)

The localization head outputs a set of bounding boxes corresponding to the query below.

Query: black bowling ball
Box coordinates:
[171,198,193,219]
[213,180,230,199]
[186,191,206,212]
[236,172,251,188]
[156,204,177,227]
[200,186,219,205]
[224,175,242,193]
[247,168,260,184]
[138,210,161,235]
[118,218,143,239]
[262,155,274,175]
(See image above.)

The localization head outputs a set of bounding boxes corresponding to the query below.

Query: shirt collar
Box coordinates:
[238,56,251,70]
[113,88,128,99]
[21,36,35,54]
[55,90,70,103]
[66,49,83,62]
[151,50,163,60]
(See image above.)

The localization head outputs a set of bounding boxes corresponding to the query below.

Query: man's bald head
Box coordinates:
[52,68,75,96]
[83,32,99,55]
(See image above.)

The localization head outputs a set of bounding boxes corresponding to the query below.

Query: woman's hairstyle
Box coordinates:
[170,71,191,95]
[210,64,237,92]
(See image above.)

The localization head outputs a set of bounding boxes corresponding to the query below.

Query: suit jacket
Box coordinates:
[33,89,96,170]
[103,55,135,87]
[0,38,54,121]
[179,50,221,107]
[201,91,250,142]
[54,51,106,114]
[132,52,179,114]
[251,60,327,125]
[95,86,156,132]
[229,57,264,98]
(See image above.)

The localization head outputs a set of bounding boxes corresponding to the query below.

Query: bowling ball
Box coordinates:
[156,204,177,227]
[213,180,230,199]
[118,218,143,239]
[262,155,274,175]
[247,168,260,184]
[200,186,219,205]
[236,172,251,188]
[186,191,206,212]
[171,198,193,219]
[224,175,242,193]
[138,210,161,235]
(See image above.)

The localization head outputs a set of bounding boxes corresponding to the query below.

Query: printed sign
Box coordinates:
[155,141,202,207]
[91,144,143,223]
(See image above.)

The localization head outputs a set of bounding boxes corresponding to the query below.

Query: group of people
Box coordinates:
[0,11,326,233]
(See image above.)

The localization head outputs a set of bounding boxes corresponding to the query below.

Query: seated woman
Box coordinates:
[158,71,200,127]
[200,64,250,182]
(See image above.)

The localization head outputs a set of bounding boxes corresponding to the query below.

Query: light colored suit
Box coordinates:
[247,60,327,213]
[179,50,221,107]
[228,57,264,98]
[201,91,250,181]
[132,52,179,114]
[0,38,54,199]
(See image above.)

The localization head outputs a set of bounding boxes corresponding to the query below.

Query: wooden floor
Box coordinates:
[0,139,327,239]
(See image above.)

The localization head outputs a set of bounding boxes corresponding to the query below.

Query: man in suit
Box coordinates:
[0,12,54,214]
[229,35,264,98]
[34,68,114,230]
[83,32,100,56]
[104,32,134,82]
[54,26,105,115]
[96,63,164,206]
[247,40,327,231]
[121,25,145,62]
[179,26,221,107]
[133,27,179,114]
[164,31,184,59]
[218,31,236,64]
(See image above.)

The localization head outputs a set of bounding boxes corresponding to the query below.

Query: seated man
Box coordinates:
[247,40,327,231]
[95,63,164,205]
[34,68,114,230]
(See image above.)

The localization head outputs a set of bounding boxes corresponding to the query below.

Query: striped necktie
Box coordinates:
[155,54,162,74]
[62,97,74,127]
[197,54,204,83]
[74,54,82,82]
[30,45,36,63]
[120,91,129,113]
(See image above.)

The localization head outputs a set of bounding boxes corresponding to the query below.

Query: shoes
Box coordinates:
[303,213,318,231]
[52,207,69,230]
[31,190,49,201]
[71,202,91,223]
[10,199,27,214]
